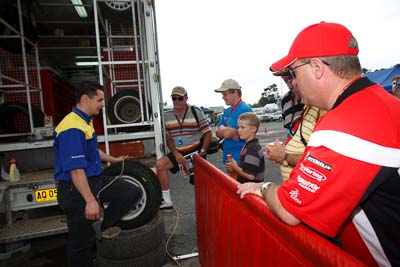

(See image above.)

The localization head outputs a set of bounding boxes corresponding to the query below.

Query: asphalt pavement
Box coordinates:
[1,121,286,267]
[161,121,286,266]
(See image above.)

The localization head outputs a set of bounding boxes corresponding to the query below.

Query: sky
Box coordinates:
[154,0,400,108]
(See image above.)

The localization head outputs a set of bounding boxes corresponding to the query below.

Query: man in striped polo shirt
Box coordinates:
[156,86,212,209]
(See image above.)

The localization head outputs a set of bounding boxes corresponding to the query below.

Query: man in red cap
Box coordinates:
[238,22,400,267]
[267,68,326,181]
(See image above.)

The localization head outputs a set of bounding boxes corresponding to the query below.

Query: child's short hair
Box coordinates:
[239,112,260,131]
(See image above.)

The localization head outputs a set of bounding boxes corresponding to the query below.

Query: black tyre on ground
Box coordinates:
[102,161,161,229]
[0,102,44,134]
[107,90,151,132]
[97,214,165,260]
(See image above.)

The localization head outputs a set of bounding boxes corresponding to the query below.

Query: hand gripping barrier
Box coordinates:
[193,155,367,267]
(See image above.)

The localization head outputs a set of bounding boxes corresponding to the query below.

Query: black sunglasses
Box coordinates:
[172,96,184,101]
[287,60,330,82]
[287,62,310,81]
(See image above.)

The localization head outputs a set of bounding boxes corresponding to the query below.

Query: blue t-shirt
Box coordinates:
[53,107,102,181]
[217,101,253,164]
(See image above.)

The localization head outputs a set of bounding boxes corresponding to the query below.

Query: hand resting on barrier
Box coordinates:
[236,182,263,198]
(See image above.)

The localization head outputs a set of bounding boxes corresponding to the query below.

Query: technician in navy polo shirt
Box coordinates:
[54,81,142,267]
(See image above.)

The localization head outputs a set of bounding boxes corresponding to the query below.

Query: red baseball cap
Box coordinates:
[270,22,359,71]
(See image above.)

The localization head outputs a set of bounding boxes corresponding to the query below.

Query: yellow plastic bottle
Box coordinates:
[9,158,20,182]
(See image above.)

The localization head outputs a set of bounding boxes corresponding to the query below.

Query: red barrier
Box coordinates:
[194,155,366,267]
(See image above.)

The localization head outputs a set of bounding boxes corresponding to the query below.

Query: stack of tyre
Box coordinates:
[96,215,166,267]
[96,161,166,267]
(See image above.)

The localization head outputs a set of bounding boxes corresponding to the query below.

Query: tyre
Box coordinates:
[96,240,166,267]
[97,214,165,260]
[102,161,161,229]
[98,1,135,23]
[107,90,151,132]
[0,102,44,134]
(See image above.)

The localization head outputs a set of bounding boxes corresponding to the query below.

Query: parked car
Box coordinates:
[271,111,283,121]
[254,109,269,122]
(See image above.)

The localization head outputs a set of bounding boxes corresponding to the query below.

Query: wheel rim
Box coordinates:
[113,95,141,123]
[120,175,146,221]
[105,1,132,11]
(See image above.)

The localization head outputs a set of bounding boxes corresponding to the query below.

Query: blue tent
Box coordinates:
[363,65,400,92]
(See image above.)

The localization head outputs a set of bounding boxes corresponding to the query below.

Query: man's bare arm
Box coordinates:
[70,168,100,221]
[98,149,128,163]
[200,130,212,155]
[237,182,301,226]
[216,126,239,139]
[263,184,301,226]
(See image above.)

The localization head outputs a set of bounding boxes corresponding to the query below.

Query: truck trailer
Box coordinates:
[0,0,165,254]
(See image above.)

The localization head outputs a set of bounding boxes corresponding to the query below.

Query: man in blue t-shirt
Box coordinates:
[215,78,253,164]
[54,81,142,267]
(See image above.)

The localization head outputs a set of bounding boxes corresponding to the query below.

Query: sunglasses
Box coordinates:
[287,62,310,82]
[172,96,184,101]
[287,60,330,82]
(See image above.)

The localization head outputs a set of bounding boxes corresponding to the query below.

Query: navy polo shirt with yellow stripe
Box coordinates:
[53,107,102,181]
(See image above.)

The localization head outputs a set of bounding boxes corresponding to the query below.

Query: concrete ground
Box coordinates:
[1,121,285,267]
[161,121,285,266]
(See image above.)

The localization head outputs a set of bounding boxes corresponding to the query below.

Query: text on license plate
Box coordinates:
[35,188,58,202]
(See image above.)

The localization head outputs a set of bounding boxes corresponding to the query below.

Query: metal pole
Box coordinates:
[172,252,199,261]
[93,0,111,157]
[132,0,145,124]
[17,0,34,134]
[142,0,164,159]
[34,45,45,113]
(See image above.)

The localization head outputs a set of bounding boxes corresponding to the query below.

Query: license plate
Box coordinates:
[35,188,58,203]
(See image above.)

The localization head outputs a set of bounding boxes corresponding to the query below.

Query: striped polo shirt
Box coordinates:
[164,105,211,153]
[280,106,326,180]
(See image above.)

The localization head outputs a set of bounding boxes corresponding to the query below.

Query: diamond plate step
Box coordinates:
[0,214,68,244]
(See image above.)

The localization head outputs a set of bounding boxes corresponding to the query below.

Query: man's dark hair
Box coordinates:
[74,81,103,103]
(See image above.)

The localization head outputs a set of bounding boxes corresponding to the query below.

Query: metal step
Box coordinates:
[0,215,68,244]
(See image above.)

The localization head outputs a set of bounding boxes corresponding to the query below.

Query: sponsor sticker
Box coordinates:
[297,175,320,193]
[305,153,332,171]
[300,163,327,182]
[289,188,302,204]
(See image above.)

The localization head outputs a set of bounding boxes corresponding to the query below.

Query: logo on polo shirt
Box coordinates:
[305,153,332,171]
[297,175,320,193]
[300,163,327,182]
[289,188,302,204]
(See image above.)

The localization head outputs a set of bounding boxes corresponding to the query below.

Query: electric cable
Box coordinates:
[164,206,182,267]
[94,159,126,227]
[164,152,199,267]
[96,159,126,200]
